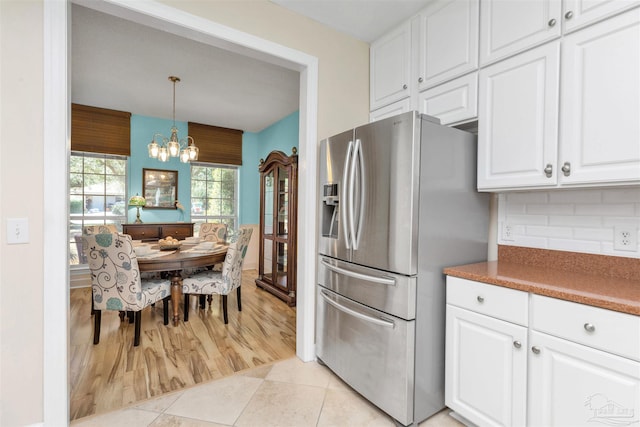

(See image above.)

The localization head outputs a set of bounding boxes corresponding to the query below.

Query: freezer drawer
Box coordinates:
[316,286,415,426]
[318,256,416,320]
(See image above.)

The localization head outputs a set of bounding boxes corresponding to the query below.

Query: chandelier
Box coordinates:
[148,76,199,163]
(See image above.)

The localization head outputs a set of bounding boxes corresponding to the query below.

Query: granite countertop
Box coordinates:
[444,246,640,316]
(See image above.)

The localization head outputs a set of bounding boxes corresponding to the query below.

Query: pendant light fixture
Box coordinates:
[148,76,199,163]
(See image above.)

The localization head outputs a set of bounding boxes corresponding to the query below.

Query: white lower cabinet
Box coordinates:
[446,277,640,426]
[446,305,527,426]
[528,330,640,427]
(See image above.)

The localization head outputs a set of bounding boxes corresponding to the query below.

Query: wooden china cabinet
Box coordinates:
[255,149,298,306]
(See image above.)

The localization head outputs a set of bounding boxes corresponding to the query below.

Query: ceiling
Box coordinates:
[271,0,434,43]
[72,1,432,134]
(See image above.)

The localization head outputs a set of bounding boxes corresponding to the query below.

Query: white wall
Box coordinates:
[498,188,640,258]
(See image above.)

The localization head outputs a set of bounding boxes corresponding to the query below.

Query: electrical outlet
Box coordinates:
[614,225,638,252]
[502,223,514,241]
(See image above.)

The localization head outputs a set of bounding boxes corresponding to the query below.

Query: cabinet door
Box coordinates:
[529,331,640,427]
[559,9,640,185]
[370,22,412,110]
[418,73,477,125]
[480,0,561,66]
[563,0,640,33]
[369,98,411,123]
[446,305,527,427]
[478,42,560,191]
[417,0,479,90]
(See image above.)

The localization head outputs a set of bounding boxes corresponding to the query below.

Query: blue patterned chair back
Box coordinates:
[83,224,119,235]
[199,222,227,243]
[84,233,149,311]
[221,227,253,291]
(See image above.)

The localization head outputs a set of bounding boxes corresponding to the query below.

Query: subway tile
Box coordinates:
[526,203,575,215]
[525,226,573,238]
[549,215,602,227]
[602,188,640,204]
[549,189,602,204]
[573,227,613,242]
[575,204,636,216]
[504,191,549,204]
[548,238,602,254]
[507,214,548,225]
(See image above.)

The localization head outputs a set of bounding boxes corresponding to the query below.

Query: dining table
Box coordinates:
[136,242,228,325]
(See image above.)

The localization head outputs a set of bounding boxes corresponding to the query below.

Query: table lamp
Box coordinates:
[129,194,146,223]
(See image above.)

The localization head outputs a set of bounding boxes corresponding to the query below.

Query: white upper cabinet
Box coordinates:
[480,0,562,66]
[417,0,479,90]
[370,22,412,110]
[559,9,640,185]
[478,43,560,190]
[563,0,640,33]
[418,73,478,125]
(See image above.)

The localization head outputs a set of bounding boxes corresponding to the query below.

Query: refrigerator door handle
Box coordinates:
[320,258,396,286]
[353,139,365,250]
[320,290,395,328]
[342,140,354,249]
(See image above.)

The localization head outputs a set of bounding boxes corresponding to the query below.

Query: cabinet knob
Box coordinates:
[418,77,424,83]
[544,163,553,178]
[513,340,522,349]
[565,11,574,20]
[477,295,484,303]
[584,323,596,333]
[531,346,541,354]
[548,18,557,27]
[403,84,408,90]
[561,161,571,176]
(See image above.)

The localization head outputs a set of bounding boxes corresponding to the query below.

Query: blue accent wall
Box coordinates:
[128,111,299,226]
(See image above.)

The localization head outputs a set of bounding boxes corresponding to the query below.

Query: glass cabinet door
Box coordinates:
[263,171,274,235]
[263,238,273,283]
[277,167,289,237]
[275,241,288,289]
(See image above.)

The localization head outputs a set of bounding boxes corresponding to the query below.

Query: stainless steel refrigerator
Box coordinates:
[316,111,489,426]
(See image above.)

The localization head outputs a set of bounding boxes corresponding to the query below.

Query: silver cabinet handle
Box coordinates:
[532,346,541,354]
[584,323,596,333]
[477,296,484,303]
[418,77,424,83]
[561,162,571,176]
[403,84,408,90]
[548,18,557,27]
[513,341,522,349]
[544,163,553,178]
[565,11,573,20]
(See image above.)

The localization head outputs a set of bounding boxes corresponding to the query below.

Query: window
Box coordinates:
[69,152,127,266]
[190,164,239,235]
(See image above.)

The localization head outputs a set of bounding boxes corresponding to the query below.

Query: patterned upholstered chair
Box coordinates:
[84,233,171,346]
[199,222,227,243]
[182,227,253,324]
[83,224,119,235]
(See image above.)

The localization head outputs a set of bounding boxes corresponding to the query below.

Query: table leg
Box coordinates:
[170,272,182,326]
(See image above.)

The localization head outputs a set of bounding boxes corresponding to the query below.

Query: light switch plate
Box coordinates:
[7,218,29,244]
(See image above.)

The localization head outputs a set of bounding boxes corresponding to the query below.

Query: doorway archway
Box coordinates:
[44,1,318,424]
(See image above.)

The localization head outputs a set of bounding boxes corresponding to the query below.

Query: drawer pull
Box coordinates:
[513,341,522,349]
[477,296,484,303]
[584,323,596,333]
[531,346,541,354]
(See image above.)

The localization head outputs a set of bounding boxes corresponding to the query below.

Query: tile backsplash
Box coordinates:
[498,188,640,259]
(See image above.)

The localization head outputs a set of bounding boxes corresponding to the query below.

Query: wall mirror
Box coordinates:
[142,168,178,209]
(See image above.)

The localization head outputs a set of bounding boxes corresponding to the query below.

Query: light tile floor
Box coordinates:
[71,357,464,427]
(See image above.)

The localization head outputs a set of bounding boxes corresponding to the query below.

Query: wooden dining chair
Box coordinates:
[182,227,253,324]
[84,232,171,346]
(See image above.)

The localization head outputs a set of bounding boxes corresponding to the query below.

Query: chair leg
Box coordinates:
[237,287,242,312]
[133,311,142,347]
[119,311,125,321]
[128,311,134,323]
[222,295,228,324]
[207,295,213,306]
[199,295,206,309]
[91,296,95,316]
[93,310,101,345]
[163,296,170,325]
[184,294,189,322]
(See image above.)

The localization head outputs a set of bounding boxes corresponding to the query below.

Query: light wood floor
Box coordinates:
[69,270,296,421]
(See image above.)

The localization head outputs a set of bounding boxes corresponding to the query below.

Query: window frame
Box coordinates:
[190,162,239,234]
[69,151,128,268]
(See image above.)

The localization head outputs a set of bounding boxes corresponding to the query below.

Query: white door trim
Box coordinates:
[44,1,318,425]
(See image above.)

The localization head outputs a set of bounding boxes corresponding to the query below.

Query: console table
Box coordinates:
[122,222,194,242]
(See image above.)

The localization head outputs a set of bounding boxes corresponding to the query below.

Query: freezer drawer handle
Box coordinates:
[320,290,395,328]
[320,259,396,286]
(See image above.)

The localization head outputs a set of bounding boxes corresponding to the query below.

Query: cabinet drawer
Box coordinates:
[446,277,528,326]
[531,294,640,362]
[161,224,193,240]
[122,225,160,241]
